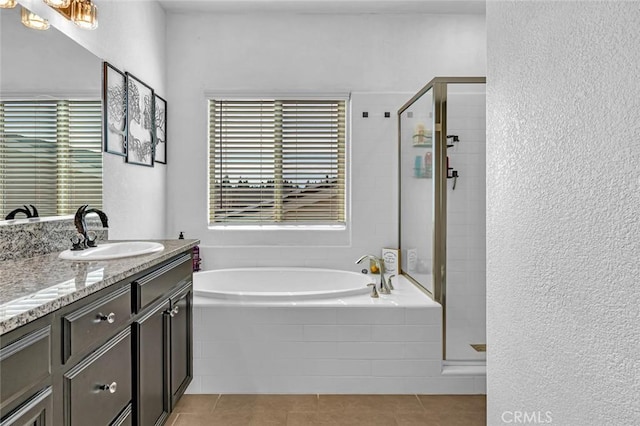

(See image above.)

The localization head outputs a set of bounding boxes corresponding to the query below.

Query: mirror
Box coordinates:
[0,6,102,222]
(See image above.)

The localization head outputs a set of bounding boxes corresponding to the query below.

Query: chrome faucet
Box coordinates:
[355,254,392,295]
[73,204,109,249]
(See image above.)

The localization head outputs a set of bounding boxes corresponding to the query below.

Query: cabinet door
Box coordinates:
[0,387,52,426]
[63,329,132,426]
[169,285,192,408]
[133,300,170,426]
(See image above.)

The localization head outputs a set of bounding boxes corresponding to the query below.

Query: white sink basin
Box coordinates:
[58,241,164,261]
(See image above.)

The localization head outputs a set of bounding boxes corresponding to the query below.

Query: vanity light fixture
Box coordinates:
[45,0,98,30]
[21,7,50,30]
[43,0,71,8]
[0,0,17,8]
[70,0,97,30]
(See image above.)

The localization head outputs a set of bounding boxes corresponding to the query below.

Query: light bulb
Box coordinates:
[21,7,50,30]
[43,0,71,8]
[71,0,98,30]
[0,0,17,9]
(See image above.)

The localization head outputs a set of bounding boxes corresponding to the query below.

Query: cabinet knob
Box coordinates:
[97,312,116,324]
[99,382,117,394]
[165,306,179,317]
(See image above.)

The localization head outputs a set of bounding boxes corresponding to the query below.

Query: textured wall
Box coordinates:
[487,2,640,425]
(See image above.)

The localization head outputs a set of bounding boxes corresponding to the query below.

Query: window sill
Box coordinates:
[208,224,346,231]
[204,223,351,247]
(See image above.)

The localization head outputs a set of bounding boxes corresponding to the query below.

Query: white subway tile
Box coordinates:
[193,340,202,359]
[403,342,442,359]
[304,359,371,376]
[337,325,372,341]
[185,376,201,394]
[303,325,337,341]
[474,376,487,394]
[336,342,402,359]
[372,360,442,377]
[276,341,337,359]
[336,307,404,325]
[372,325,440,342]
[403,377,478,394]
[253,324,305,341]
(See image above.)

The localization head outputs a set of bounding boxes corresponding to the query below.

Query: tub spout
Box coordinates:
[355,255,391,295]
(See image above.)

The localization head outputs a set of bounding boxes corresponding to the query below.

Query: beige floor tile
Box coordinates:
[173,394,220,413]
[288,411,397,425]
[418,395,486,413]
[174,410,288,426]
[318,394,423,414]
[165,412,179,426]
[395,412,443,426]
[215,394,319,412]
[287,412,323,426]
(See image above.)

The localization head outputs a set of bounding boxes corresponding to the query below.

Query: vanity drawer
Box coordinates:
[111,403,132,426]
[0,326,51,411]
[62,286,131,363]
[64,328,132,426]
[133,253,192,312]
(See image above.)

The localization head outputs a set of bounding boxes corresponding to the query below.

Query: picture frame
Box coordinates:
[125,72,155,167]
[102,62,127,156]
[154,94,167,164]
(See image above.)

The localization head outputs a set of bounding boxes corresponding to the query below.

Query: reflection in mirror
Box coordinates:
[399,88,434,294]
[0,6,102,221]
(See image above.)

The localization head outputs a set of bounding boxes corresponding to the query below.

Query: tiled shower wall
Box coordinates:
[445,85,486,361]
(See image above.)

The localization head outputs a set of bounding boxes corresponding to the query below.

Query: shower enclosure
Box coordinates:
[398,77,486,362]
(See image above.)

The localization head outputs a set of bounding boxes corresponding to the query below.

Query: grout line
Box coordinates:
[168,413,179,426]
[210,394,222,412]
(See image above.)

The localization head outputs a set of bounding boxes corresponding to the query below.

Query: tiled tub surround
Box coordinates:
[0,215,108,261]
[189,274,486,395]
[0,238,199,333]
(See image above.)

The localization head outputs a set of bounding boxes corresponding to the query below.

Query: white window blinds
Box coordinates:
[209,99,346,225]
[0,100,102,218]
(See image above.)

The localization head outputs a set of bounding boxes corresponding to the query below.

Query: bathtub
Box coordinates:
[189,267,483,394]
[194,268,372,301]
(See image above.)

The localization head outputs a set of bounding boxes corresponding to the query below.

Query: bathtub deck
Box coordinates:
[189,275,486,395]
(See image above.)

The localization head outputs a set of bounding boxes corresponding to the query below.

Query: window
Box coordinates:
[208,98,346,225]
[0,100,102,217]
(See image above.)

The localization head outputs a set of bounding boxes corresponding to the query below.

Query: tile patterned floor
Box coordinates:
[167,394,486,425]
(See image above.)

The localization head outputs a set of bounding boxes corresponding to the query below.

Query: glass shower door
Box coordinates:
[399,88,434,295]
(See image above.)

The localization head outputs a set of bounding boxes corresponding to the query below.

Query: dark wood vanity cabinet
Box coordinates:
[0,250,193,426]
[133,253,193,426]
[0,320,53,426]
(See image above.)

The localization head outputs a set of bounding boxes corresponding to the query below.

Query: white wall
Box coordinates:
[166,12,486,270]
[15,0,168,239]
[0,7,99,96]
[487,2,640,425]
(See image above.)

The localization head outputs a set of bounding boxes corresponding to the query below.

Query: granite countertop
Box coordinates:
[0,239,199,334]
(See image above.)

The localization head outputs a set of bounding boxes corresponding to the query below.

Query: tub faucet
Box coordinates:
[74,204,109,248]
[355,254,392,295]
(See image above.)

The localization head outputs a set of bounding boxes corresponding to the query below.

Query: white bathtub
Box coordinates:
[194,267,372,301]
[189,268,483,394]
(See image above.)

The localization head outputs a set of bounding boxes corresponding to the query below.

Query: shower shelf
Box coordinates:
[412,143,432,148]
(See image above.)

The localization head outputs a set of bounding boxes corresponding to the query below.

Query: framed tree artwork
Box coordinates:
[154,94,167,164]
[125,72,154,167]
[102,62,127,156]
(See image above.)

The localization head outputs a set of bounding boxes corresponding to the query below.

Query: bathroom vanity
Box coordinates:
[0,239,198,426]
